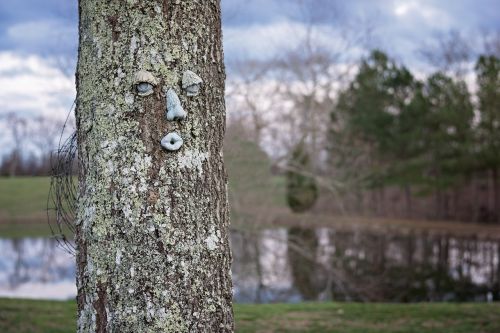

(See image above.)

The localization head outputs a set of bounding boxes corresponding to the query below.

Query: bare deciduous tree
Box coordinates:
[2,113,27,177]
[225,2,369,216]
[420,30,473,77]
[30,116,65,168]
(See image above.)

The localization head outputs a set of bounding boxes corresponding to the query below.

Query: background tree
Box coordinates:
[30,116,65,172]
[75,1,233,332]
[2,113,27,177]
[475,55,500,221]
[330,50,418,215]
[285,142,321,301]
[286,142,318,213]
[420,73,474,218]
[419,30,473,78]
[328,51,476,219]
[225,0,369,167]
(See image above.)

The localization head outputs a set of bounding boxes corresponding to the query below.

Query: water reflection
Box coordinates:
[287,227,322,300]
[0,238,75,299]
[232,227,500,303]
[324,229,499,302]
[0,226,499,302]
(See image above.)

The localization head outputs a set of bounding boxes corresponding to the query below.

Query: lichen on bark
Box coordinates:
[75,1,233,332]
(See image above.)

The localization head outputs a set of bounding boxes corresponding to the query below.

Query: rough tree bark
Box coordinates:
[75,1,233,332]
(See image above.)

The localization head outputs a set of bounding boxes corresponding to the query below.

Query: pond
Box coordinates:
[0,226,499,302]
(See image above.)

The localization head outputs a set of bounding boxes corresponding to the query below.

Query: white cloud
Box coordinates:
[392,0,451,28]
[0,52,75,120]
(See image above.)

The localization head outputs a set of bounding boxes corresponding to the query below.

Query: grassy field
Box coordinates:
[0,298,499,333]
[0,177,52,218]
[0,177,56,238]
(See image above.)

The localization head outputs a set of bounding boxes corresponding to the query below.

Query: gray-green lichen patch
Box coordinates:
[205,231,219,251]
[177,149,209,176]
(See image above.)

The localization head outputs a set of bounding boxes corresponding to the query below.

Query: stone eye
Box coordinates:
[133,70,158,97]
[182,70,203,97]
[137,82,153,95]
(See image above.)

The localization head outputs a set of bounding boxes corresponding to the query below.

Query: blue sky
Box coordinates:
[0,0,498,123]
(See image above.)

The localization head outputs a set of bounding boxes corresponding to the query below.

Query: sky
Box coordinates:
[0,0,499,124]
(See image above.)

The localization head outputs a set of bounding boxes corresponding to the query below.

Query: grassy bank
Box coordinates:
[0,177,51,218]
[0,298,499,333]
[0,177,54,238]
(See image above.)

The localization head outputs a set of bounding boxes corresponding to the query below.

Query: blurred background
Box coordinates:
[1,0,500,322]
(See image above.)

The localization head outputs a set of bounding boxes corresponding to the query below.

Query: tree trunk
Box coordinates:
[75,1,233,332]
[8,150,19,177]
[493,168,499,223]
[404,186,412,218]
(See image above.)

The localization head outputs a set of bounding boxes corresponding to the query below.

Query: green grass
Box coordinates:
[1,298,499,333]
[0,177,57,238]
[0,298,75,333]
[236,302,500,333]
[0,177,51,218]
[0,222,57,238]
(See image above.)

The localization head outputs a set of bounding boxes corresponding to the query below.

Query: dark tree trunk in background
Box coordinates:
[404,186,412,218]
[493,168,499,223]
[435,190,441,220]
[378,187,386,217]
[497,241,500,299]
[75,1,233,331]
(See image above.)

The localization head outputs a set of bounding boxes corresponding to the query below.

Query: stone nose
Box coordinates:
[165,88,187,121]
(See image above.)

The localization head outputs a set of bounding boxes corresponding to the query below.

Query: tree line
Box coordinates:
[328,50,500,222]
